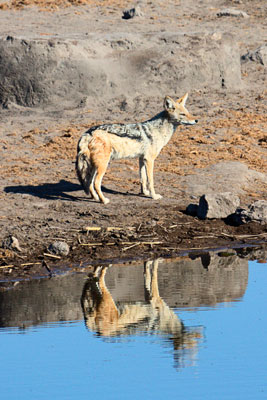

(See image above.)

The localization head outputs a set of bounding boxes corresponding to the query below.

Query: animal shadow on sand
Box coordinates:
[4,180,140,202]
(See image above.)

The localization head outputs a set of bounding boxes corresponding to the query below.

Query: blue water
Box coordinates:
[0,257,266,400]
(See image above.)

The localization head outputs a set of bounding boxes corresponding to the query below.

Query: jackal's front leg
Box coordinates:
[139,157,150,196]
[144,158,162,200]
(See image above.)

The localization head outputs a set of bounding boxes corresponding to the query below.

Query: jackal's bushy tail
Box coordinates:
[76,135,94,195]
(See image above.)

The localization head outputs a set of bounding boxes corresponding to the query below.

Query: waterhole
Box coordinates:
[0,247,266,399]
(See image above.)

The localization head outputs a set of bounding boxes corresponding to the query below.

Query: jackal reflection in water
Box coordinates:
[81,259,202,369]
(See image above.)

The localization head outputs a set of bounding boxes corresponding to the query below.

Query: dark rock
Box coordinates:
[233,200,267,225]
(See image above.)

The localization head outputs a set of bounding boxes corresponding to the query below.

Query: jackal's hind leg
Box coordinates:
[89,169,100,202]
[94,162,110,205]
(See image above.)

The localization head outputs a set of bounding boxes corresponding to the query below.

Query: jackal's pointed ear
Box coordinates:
[164,96,176,111]
[177,93,188,106]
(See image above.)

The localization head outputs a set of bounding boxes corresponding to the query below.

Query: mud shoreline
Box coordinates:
[0,203,266,282]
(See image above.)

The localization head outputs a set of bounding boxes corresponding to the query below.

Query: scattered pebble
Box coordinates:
[1,235,22,252]
[48,241,70,256]
[217,8,249,18]
[122,6,143,20]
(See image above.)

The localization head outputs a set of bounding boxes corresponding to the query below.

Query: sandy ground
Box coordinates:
[0,0,266,280]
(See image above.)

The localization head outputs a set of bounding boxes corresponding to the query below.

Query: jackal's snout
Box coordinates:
[181,116,198,125]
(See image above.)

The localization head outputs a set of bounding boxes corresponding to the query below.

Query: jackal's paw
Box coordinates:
[102,197,110,205]
[141,189,150,197]
[91,192,100,202]
[152,193,162,200]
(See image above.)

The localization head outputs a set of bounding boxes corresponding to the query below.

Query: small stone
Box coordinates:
[122,6,143,20]
[48,241,70,256]
[1,235,22,252]
[217,8,249,18]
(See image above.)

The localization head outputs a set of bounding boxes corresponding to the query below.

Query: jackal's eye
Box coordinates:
[180,113,186,117]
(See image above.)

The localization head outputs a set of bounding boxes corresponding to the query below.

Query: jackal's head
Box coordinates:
[164,94,198,125]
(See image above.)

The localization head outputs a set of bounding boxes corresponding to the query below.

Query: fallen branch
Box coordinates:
[219,232,235,238]
[80,241,163,247]
[82,226,134,233]
[233,233,267,238]
[169,222,192,228]
[220,232,267,239]
[106,227,124,232]
[21,262,42,266]
[161,247,180,251]
[139,241,163,246]
[193,235,218,239]
[43,253,61,259]
[83,227,101,232]
[80,242,116,247]
[158,224,169,233]
[42,260,52,275]
[122,242,141,251]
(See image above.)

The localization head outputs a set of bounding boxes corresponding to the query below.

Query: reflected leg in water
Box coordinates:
[81,266,119,336]
[145,259,202,368]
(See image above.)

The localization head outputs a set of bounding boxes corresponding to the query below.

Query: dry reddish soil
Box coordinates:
[0,0,266,281]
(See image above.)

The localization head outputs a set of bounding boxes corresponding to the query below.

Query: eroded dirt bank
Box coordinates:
[0,0,266,281]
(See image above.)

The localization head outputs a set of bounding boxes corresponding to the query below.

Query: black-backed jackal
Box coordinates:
[76,94,198,204]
